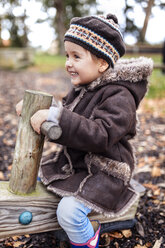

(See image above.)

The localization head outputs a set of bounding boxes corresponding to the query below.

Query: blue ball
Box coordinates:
[19,211,33,225]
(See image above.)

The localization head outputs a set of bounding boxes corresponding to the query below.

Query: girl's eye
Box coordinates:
[74,54,80,59]
[65,54,69,58]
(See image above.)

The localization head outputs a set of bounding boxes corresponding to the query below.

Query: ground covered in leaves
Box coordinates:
[0,69,164,248]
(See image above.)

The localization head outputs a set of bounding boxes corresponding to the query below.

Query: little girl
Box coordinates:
[17,13,153,248]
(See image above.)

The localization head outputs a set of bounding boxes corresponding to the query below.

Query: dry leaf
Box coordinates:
[151,167,161,177]
[114,241,119,248]
[134,245,147,248]
[13,241,24,247]
[3,138,14,146]
[109,232,123,239]
[4,242,13,247]
[0,171,5,180]
[145,242,152,247]
[121,229,132,238]
[148,156,157,163]
[153,237,163,248]
[153,200,160,205]
[8,164,12,171]
[143,183,158,191]
[12,236,19,241]
[138,161,146,168]
[135,222,145,237]
[99,233,111,247]
[25,234,30,238]
[153,188,161,196]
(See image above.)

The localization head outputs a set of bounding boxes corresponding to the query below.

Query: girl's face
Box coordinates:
[64,41,102,86]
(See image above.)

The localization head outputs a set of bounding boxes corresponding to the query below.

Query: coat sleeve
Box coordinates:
[53,86,136,153]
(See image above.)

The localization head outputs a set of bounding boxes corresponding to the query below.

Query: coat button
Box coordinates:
[19,211,33,225]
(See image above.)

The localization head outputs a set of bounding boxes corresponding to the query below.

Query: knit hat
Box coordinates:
[64,14,125,68]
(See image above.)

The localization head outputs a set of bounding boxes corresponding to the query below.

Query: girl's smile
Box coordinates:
[64,41,104,86]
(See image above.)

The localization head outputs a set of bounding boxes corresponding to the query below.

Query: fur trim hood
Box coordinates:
[87,56,153,91]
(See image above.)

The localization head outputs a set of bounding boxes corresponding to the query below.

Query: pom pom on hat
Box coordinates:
[106,13,118,24]
[64,13,125,67]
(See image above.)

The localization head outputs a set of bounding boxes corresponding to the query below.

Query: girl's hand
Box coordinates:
[16,100,23,116]
[30,109,49,134]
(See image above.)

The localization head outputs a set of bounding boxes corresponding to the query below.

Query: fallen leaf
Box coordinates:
[143,183,158,191]
[151,167,161,177]
[12,236,19,241]
[109,232,123,239]
[0,171,5,180]
[25,234,30,238]
[121,229,132,238]
[153,200,160,205]
[153,188,161,196]
[13,241,24,247]
[135,222,145,237]
[8,164,12,170]
[148,156,157,163]
[153,237,163,248]
[4,242,13,247]
[100,233,111,247]
[134,245,147,248]
[114,241,119,248]
[145,242,152,247]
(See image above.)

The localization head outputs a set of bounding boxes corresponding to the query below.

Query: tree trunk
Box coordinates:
[0,18,2,47]
[140,0,154,42]
[9,90,52,194]
[54,0,66,55]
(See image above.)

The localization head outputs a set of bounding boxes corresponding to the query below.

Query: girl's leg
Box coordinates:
[56,196,95,243]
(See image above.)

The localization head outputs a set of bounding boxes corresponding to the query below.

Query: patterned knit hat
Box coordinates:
[64,14,125,68]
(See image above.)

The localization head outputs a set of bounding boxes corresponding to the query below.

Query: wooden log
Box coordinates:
[9,90,53,194]
[41,121,62,140]
[0,180,145,239]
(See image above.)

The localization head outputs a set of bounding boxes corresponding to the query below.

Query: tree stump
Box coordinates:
[9,90,53,194]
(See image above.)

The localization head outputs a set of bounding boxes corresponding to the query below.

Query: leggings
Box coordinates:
[56,196,94,243]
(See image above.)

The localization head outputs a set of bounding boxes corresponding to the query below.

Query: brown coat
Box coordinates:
[40,57,153,217]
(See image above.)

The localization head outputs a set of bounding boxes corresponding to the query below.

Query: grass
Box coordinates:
[148,69,165,98]
[32,52,165,99]
[33,52,65,73]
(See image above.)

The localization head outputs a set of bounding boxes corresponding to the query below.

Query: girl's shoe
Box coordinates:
[70,221,101,248]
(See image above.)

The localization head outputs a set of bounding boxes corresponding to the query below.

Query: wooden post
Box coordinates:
[9,90,53,194]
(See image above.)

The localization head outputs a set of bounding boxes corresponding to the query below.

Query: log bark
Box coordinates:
[9,90,53,194]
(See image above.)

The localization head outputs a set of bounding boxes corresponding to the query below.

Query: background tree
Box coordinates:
[0,17,2,47]
[39,0,100,55]
[0,0,29,47]
[124,0,165,43]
